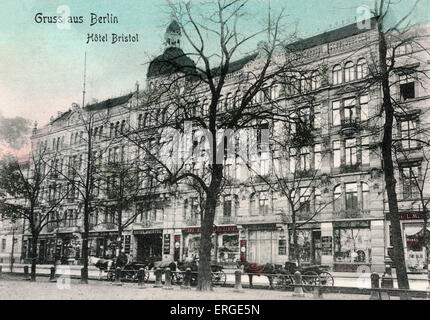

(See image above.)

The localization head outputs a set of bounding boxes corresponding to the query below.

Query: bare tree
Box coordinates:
[0,147,68,281]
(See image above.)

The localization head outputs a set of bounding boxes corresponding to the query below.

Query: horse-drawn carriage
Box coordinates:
[272,262,334,292]
[238,260,334,292]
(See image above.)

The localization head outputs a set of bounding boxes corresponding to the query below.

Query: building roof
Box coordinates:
[84,93,134,111]
[147,47,198,78]
[166,20,181,35]
[285,17,378,52]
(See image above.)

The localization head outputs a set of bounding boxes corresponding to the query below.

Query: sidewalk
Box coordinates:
[0,274,377,300]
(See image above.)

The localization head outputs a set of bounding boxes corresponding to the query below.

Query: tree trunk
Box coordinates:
[291,211,300,267]
[81,202,89,284]
[197,168,222,291]
[378,21,409,291]
[30,235,38,281]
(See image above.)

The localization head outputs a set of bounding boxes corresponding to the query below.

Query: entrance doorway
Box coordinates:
[312,230,321,264]
[136,233,162,263]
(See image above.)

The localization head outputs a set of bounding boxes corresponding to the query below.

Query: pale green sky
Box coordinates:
[0,0,428,126]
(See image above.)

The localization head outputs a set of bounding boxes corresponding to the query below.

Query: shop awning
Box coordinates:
[406,228,430,249]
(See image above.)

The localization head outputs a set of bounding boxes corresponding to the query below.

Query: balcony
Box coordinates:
[340,163,361,174]
[184,217,200,226]
[216,216,237,225]
[340,118,360,136]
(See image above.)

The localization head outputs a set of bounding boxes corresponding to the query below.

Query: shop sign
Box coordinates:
[183,226,237,234]
[173,235,181,261]
[240,240,246,262]
[244,223,277,231]
[333,221,370,228]
[321,236,333,255]
[397,212,426,220]
[163,234,171,255]
[133,229,163,235]
[89,232,118,237]
[124,235,131,254]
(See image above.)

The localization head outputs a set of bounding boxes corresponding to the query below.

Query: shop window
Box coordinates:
[278,239,287,255]
[404,224,430,273]
[334,226,371,263]
[289,229,312,263]
[219,234,239,264]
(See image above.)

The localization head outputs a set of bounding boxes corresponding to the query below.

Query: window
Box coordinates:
[357,59,368,79]
[299,188,311,214]
[399,74,415,100]
[344,62,355,82]
[332,101,341,126]
[362,183,369,210]
[332,65,342,85]
[259,196,269,216]
[1,239,6,252]
[344,98,356,124]
[278,239,287,255]
[345,183,358,210]
[400,166,420,198]
[313,105,321,129]
[360,95,369,121]
[289,148,296,173]
[345,138,357,166]
[250,193,257,216]
[299,147,311,171]
[314,144,322,169]
[361,136,370,165]
[333,185,342,211]
[311,71,321,90]
[223,195,232,217]
[332,141,341,168]
[400,119,418,149]
[334,224,371,263]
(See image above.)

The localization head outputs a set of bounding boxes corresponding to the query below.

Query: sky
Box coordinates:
[0,0,428,130]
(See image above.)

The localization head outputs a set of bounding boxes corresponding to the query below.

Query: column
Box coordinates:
[371,220,385,273]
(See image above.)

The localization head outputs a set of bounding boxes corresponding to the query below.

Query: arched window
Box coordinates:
[218,95,224,112]
[345,183,358,210]
[356,59,368,80]
[344,62,355,82]
[332,65,342,85]
[225,93,232,110]
[311,71,321,90]
[333,184,342,211]
[361,182,369,210]
[120,120,126,134]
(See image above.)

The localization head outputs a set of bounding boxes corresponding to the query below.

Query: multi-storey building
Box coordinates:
[21,18,430,274]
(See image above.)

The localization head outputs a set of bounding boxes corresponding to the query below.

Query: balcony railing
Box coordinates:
[332,209,371,219]
[185,217,200,226]
[340,118,360,135]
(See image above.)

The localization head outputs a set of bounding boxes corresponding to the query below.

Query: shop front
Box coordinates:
[182,226,239,266]
[397,212,430,273]
[288,224,321,265]
[56,233,81,265]
[22,234,56,264]
[134,229,163,263]
[332,221,372,272]
[88,231,121,260]
[240,223,286,265]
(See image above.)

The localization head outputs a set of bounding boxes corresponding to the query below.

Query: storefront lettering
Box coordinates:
[183,226,237,234]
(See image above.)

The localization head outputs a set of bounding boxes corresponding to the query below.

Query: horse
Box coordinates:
[237,260,278,289]
[147,260,178,272]
[89,256,114,280]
